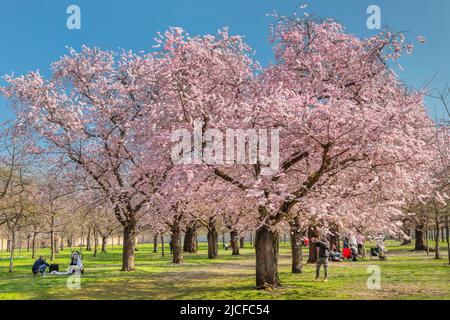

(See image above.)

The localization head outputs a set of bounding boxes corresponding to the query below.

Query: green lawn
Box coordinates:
[0,240,449,300]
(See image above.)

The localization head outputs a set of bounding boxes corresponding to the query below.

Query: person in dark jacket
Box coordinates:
[169,238,173,254]
[32,256,49,276]
[311,238,330,282]
[343,236,349,249]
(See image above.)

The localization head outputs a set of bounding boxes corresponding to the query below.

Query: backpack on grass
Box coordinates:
[49,264,59,272]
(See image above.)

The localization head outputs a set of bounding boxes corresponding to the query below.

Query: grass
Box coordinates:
[0,240,449,300]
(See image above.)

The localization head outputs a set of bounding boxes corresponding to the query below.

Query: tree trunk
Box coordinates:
[60,236,64,251]
[54,236,59,254]
[290,220,303,273]
[207,222,219,259]
[414,225,427,250]
[50,230,56,261]
[249,233,253,246]
[255,225,280,289]
[401,237,412,245]
[230,231,240,255]
[17,233,22,257]
[121,222,136,271]
[183,227,197,253]
[445,215,449,265]
[400,225,412,245]
[153,234,158,253]
[6,238,11,253]
[171,222,183,264]
[134,236,139,250]
[101,236,107,252]
[86,227,92,251]
[80,227,84,246]
[222,234,226,248]
[307,227,319,263]
[9,231,16,272]
[31,233,37,259]
[435,218,441,259]
[161,235,165,257]
[26,234,31,251]
[329,232,340,250]
[93,230,99,258]
[239,236,245,248]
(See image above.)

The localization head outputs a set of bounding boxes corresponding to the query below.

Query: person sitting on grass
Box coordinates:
[375,234,386,261]
[68,251,84,274]
[311,237,330,282]
[32,256,49,276]
[330,244,341,262]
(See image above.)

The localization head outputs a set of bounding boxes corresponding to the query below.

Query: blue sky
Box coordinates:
[1,0,449,120]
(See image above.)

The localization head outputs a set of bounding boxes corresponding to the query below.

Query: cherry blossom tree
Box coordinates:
[0,129,35,271]
[156,15,435,287]
[150,167,212,264]
[184,179,258,259]
[410,124,449,260]
[2,47,174,271]
[91,205,121,254]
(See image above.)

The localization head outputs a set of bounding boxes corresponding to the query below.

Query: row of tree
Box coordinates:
[1,9,449,288]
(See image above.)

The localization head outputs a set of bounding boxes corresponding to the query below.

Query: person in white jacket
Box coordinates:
[68,251,84,274]
[49,251,84,275]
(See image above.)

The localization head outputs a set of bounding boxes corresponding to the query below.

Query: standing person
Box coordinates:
[169,237,173,254]
[356,234,365,258]
[343,235,349,248]
[349,234,357,249]
[349,234,358,261]
[311,238,330,282]
[32,256,49,276]
[350,243,359,261]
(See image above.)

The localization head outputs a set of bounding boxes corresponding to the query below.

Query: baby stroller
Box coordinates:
[69,251,85,274]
